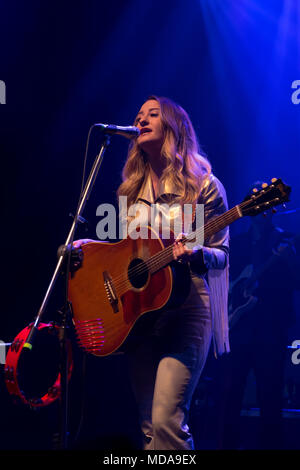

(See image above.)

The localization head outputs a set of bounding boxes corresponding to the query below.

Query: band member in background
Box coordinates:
[74,95,230,450]
[217,183,300,449]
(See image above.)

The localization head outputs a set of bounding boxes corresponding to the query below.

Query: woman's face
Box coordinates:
[134,99,164,154]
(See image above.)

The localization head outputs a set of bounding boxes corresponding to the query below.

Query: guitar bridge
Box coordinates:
[103,271,119,313]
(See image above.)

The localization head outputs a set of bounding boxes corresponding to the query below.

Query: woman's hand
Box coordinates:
[172,233,193,263]
[68,239,95,272]
[72,238,95,249]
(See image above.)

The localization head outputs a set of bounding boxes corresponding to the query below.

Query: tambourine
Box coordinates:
[5,322,73,408]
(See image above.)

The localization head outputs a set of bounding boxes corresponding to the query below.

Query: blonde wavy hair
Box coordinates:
[117,95,211,207]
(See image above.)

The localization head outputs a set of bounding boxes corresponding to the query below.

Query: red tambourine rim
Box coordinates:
[4,322,73,407]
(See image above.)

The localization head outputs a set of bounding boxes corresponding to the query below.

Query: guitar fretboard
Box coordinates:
[146,204,242,274]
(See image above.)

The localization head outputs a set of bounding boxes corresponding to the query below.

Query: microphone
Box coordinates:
[95,123,140,139]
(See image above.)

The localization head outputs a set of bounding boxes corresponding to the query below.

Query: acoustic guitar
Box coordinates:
[68,178,291,356]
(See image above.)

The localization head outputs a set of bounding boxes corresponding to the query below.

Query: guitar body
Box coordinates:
[68,227,175,356]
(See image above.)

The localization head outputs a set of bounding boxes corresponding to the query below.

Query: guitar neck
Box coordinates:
[197,205,242,241]
[147,204,243,273]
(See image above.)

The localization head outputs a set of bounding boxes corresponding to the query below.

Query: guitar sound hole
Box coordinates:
[128,258,149,289]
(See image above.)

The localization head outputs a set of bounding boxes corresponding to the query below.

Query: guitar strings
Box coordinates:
[112,202,251,293]
[111,204,244,292]
[109,190,282,293]
[140,195,280,282]
[112,203,247,292]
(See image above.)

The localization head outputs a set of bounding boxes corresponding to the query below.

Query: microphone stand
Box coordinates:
[23,133,111,449]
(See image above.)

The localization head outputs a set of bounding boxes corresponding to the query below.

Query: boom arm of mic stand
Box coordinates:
[23,134,111,350]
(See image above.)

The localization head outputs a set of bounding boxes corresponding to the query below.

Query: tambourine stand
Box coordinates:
[23,133,111,449]
[55,301,72,450]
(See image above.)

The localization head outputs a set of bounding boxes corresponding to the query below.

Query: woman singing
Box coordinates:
[74,95,229,450]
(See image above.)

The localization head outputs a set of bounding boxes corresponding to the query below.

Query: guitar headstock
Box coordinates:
[240,178,291,217]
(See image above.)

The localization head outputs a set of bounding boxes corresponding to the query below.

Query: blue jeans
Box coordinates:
[127,276,212,450]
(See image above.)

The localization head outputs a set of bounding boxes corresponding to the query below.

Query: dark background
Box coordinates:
[0,0,300,451]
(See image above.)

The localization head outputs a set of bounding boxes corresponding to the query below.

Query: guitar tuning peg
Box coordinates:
[271,178,277,183]
[252,188,258,193]
[262,183,268,188]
